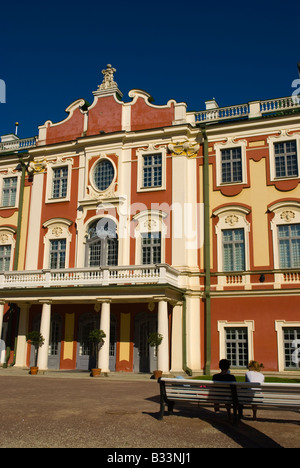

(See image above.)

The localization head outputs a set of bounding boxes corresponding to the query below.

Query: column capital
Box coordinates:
[96,298,112,304]
[0,299,6,306]
[153,296,168,303]
[38,299,52,305]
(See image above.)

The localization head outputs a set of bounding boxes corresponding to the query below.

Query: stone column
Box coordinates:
[15,303,30,368]
[37,300,52,370]
[170,301,183,373]
[98,300,111,373]
[0,300,5,341]
[157,299,169,373]
[0,300,5,365]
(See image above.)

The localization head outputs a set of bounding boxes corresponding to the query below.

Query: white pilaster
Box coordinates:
[170,302,183,372]
[98,300,111,373]
[15,303,30,368]
[157,299,169,373]
[37,301,52,370]
[25,172,44,270]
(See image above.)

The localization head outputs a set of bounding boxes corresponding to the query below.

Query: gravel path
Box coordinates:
[0,371,299,449]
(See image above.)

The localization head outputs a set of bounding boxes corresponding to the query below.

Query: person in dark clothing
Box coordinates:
[213,359,236,382]
[212,359,236,416]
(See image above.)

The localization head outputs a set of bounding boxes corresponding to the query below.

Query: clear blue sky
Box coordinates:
[0,0,299,139]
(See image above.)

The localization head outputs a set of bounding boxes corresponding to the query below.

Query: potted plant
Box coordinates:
[148,332,163,379]
[26,331,45,375]
[88,329,106,377]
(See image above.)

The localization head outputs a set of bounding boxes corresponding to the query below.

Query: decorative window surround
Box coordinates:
[87,154,117,200]
[133,210,168,265]
[275,320,300,372]
[0,227,16,271]
[214,138,247,187]
[269,201,300,285]
[45,157,73,203]
[42,218,72,269]
[213,205,251,289]
[268,131,300,182]
[136,144,166,192]
[218,320,255,366]
[0,171,21,209]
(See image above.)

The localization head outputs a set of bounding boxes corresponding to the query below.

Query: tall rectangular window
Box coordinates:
[141,232,161,265]
[223,228,245,271]
[274,140,298,178]
[0,244,11,271]
[49,239,66,269]
[2,177,17,207]
[143,154,162,188]
[225,327,248,368]
[221,147,242,183]
[52,167,68,198]
[278,224,300,268]
[283,327,300,369]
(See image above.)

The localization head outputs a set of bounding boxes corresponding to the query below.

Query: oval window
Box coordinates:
[93,159,114,191]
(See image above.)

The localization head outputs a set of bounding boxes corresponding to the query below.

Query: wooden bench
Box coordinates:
[158,378,300,424]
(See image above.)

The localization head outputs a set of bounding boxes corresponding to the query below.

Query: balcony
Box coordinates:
[0,136,37,154]
[0,264,180,290]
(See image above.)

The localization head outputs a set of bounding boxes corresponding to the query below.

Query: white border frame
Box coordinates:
[267,131,300,182]
[136,144,166,192]
[42,218,73,269]
[133,210,168,265]
[45,158,73,204]
[218,320,255,367]
[214,138,247,187]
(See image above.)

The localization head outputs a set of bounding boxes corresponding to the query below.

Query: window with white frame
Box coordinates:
[278,223,300,269]
[136,145,166,192]
[269,201,300,270]
[45,158,72,203]
[133,210,167,264]
[213,206,250,272]
[141,232,161,265]
[215,138,247,186]
[52,167,68,199]
[93,159,115,191]
[0,244,11,271]
[1,177,17,207]
[218,320,254,369]
[49,239,66,269]
[222,228,245,271]
[142,154,162,188]
[42,218,72,269]
[86,219,118,267]
[275,321,300,371]
[274,140,298,178]
[283,327,300,369]
[221,147,243,184]
[225,327,249,368]
[268,132,300,182]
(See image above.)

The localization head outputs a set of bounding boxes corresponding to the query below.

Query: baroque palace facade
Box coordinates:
[0,64,300,376]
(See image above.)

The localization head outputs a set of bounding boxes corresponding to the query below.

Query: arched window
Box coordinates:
[86,218,118,267]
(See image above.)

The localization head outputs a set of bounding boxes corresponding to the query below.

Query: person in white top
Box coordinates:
[245,361,265,420]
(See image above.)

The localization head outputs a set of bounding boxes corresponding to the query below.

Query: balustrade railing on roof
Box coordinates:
[193,96,300,124]
[0,136,37,153]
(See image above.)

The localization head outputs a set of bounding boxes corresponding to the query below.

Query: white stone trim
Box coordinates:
[0,226,16,271]
[136,144,166,192]
[214,137,247,187]
[45,157,73,203]
[275,320,300,372]
[42,218,73,269]
[269,200,300,270]
[133,210,168,265]
[213,205,251,273]
[218,319,255,364]
[267,130,300,182]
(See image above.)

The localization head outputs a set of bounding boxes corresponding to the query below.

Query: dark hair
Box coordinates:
[219,359,231,371]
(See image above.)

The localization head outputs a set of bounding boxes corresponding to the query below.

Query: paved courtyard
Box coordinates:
[0,368,299,449]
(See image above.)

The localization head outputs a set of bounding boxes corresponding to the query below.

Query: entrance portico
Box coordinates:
[0,282,191,374]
